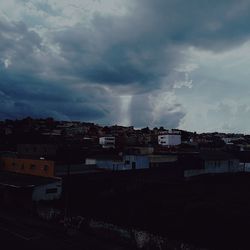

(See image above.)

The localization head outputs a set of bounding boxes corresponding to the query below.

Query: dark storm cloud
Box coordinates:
[0,20,41,67]
[0,70,112,120]
[0,18,117,121]
[1,0,250,125]
[53,16,179,91]
[53,0,250,90]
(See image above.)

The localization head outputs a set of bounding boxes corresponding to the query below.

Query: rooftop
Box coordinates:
[0,171,60,188]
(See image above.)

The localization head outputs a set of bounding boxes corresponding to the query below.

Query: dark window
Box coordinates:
[132,162,136,169]
[30,164,36,170]
[46,188,57,194]
[125,160,130,164]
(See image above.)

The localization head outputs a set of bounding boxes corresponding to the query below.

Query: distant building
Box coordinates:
[85,154,149,171]
[181,151,242,178]
[99,136,115,149]
[1,157,55,178]
[158,130,181,146]
[125,146,154,155]
[148,154,178,168]
[0,171,62,211]
[1,156,96,178]
[17,144,58,159]
[85,153,180,171]
[123,155,149,170]
[85,154,125,170]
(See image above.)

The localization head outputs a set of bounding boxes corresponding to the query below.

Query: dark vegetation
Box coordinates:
[64,172,250,249]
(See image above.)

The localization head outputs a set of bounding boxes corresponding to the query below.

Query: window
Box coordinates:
[132,162,136,169]
[44,165,48,171]
[46,188,57,194]
[125,160,130,164]
[30,164,36,170]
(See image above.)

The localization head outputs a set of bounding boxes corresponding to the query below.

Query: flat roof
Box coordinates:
[0,171,61,189]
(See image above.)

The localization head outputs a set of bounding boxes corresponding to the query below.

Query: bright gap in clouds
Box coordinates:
[177,42,250,133]
[119,95,132,126]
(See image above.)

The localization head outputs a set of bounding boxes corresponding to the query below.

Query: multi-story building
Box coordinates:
[99,136,115,149]
[158,130,181,146]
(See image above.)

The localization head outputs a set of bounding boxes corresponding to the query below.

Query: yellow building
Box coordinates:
[1,157,55,178]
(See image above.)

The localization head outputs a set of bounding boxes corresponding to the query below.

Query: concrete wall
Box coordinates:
[86,155,149,171]
[85,158,96,165]
[185,159,242,177]
[123,155,149,170]
[32,181,62,201]
[204,159,240,173]
[96,160,125,170]
[241,163,250,172]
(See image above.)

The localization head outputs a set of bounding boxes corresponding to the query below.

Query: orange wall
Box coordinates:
[1,157,55,178]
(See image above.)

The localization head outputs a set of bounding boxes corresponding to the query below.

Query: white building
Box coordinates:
[158,130,181,146]
[85,154,149,171]
[0,172,62,203]
[32,179,62,201]
[99,136,115,149]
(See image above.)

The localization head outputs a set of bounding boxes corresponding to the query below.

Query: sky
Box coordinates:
[1,0,250,133]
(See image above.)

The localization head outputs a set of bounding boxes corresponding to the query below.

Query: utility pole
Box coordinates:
[64,144,71,228]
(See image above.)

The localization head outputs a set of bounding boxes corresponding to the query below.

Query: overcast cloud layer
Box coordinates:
[1,0,250,132]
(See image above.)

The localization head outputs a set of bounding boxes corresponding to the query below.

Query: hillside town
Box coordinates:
[1,117,250,249]
[1,117,249,178]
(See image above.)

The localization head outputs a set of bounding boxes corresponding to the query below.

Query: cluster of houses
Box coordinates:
[0,118,250,212]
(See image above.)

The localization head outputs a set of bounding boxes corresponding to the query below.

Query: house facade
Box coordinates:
[183,151,241,178]
[158,130,181,146]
